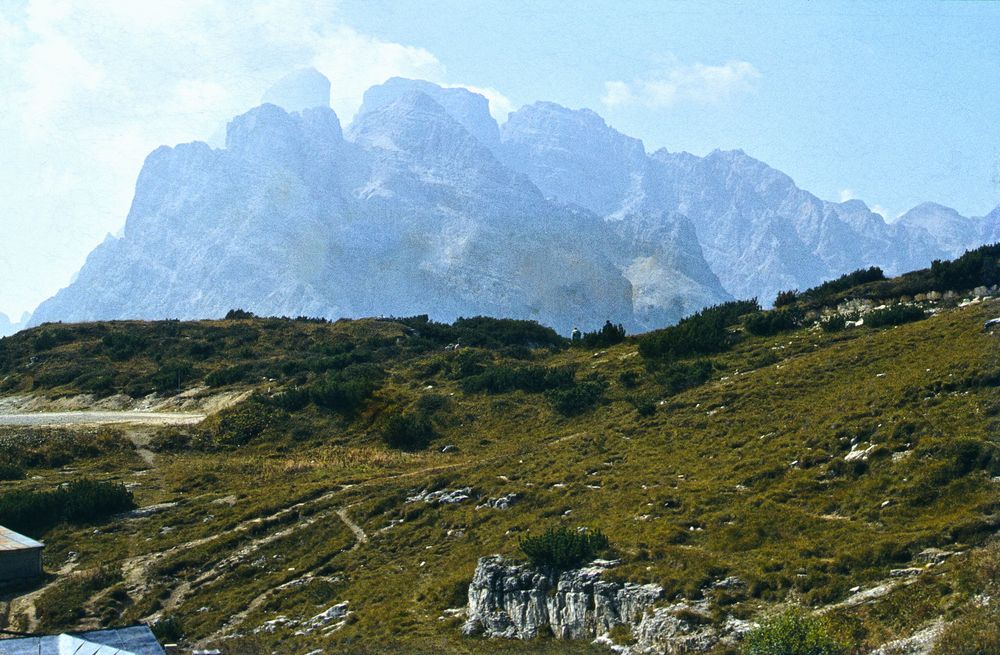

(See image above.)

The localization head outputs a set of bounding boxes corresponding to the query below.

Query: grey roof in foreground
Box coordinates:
[0,526,43,552]
[0,625,165,655]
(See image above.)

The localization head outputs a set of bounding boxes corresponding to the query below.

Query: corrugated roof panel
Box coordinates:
[0,626,164,655]
[0,525,44,551]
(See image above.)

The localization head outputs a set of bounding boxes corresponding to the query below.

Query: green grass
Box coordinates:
[0,284,997,653]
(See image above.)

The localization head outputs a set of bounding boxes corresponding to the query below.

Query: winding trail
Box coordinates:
[335,509,369,549]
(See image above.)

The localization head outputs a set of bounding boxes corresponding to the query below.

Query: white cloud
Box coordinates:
[603,59,760,109]
[311,26,446,121]
[839,188,856,202]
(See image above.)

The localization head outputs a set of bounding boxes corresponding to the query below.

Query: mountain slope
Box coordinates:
[1,260,997,654]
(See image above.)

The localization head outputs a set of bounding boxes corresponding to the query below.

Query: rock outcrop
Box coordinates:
[462,556,751,653]
[463,556,661,640]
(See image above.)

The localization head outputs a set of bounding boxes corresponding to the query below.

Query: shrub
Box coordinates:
[864,305,925,328]
[152,616,185,643]
[638,299,759,366]
[381,413,436,451]
[0,480,135,536]
[201,398,286,446]
[577,321,626,348]
[205,364,251,387]
[308,365,383,415]
[460,364,576,395]
[545,378,607,415]
[657,359,713,395]
[798,266,885,306]
[61,479,136,523]
[0,459,24,481]
[820,315,847,332]
[745,307,805,337]
[774,289,798,307]
[520,526,611,571]
[742,610,847,655]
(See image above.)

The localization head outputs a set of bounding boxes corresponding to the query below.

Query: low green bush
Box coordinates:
[638,299,759,367]
[745,307,805,337]
[657,359,713,395]
[742,610,847,655]
[0,479,135,536]
[820,315,847,332]
[200,397,287,446]
[576,321,626,348]
[545,378,607,415]
[520,526,611,571]
[381,413,436,451]
[865,305,925,328]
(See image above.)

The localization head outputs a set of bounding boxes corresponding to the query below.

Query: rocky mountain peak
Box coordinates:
[355,78,500,150]
[260,67,331,113]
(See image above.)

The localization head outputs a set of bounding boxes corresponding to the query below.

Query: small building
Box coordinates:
[0,525,43,582]
[0,625,166,655]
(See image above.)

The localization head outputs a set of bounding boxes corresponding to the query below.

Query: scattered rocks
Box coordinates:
[916,548,954,565]
[475,493,520,510]
[845,442,876,462]
[406,487,473,504]
[890,567,924,578]
[255,602,351,636]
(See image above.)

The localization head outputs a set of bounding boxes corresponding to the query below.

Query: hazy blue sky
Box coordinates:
[1,0,999,319]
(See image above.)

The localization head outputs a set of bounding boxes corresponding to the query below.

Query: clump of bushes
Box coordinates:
[545,378,607,416]
[574,320,626,348]
[638,299,759,367]
[797,266,886,307]
[742,610,847,655]
[657,359,713,395]
[745,307,805,337]
[308,364,384,414]
[381,412,436,451]
[773,289,799,307]
[0,479,135,536]
[820,315,847,332]
[520,526,611,571]
[460,364,575,394]
[205,364,252,387]
[864,305,925,328]
[199,397,287,446]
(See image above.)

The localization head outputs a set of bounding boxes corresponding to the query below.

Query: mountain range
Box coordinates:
[27,69,1000,334]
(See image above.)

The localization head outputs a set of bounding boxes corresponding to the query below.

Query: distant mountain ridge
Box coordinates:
[29,70,999,332]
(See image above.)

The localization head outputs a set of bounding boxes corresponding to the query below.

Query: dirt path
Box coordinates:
[335,508,369,549]
[0,411,205,427]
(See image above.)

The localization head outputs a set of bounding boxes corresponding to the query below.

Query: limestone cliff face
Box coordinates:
[462,556,753,653]
[462,555,661,640]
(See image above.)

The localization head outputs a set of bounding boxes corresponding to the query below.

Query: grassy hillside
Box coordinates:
[0,256,998,654]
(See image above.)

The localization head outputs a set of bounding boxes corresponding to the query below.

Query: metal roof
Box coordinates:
[0,626,165,655]
[0,526,44,552]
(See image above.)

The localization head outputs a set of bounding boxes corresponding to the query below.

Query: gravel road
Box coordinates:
[0,411,205,427]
